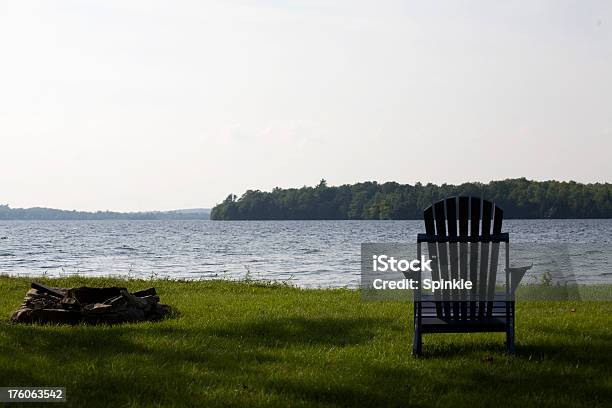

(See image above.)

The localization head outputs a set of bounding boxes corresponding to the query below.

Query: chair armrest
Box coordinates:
[506,264,533,292]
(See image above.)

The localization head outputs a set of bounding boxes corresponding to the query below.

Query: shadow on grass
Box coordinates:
[411,331,612,406]
[1,323,273,407]
[460,342,612,405]
[1,314,611,407]
[0,316,412,407]
[204,316,387,347]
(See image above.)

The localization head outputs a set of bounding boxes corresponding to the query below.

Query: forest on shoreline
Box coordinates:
[211,178,612,220]
[0,205,210,220]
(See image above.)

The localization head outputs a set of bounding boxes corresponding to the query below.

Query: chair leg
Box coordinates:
[413,327,422,356]
[506,325,515,355]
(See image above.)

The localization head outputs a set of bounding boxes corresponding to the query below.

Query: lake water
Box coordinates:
[0,220,610,288]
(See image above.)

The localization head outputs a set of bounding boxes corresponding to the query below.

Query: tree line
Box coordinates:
[211,178,612,220]
[0,205,210,220]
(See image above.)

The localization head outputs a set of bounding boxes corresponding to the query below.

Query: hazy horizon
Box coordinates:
[2,1,611,212]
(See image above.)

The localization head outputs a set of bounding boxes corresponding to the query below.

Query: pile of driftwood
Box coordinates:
[10,282,171,324]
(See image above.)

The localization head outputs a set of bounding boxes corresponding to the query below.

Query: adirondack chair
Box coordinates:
[413,196,514,356]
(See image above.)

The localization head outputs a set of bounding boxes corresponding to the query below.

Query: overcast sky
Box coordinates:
[1,1,611,211]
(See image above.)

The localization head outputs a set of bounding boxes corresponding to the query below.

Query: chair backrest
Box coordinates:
[420,197,508,320]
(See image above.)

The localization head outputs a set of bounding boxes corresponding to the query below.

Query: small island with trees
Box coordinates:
[211,178,612,220]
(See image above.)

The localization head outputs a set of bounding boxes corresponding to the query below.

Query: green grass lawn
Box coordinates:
[0,276,610,408]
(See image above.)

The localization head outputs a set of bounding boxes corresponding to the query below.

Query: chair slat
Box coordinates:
[446,197,457,237]
[434,201,451,318]
[468,197,480,318]
[458,197,469,319]
[434,201,447,236]
[470,197,480,236]
[458,197,469,236]
[482,200,492,237]
[424,206,442,317]
[478,200,493,318]
[424,207,435,235]
[492,206,503,235]
[487,205,504,317]
[445,198,460,318]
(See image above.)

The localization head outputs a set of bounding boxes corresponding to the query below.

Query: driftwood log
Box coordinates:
[10,282,171,324]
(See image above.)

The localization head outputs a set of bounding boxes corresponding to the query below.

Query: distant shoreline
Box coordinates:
[0,205,210,221]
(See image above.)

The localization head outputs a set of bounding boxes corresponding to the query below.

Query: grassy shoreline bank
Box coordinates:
[1,276,610,407]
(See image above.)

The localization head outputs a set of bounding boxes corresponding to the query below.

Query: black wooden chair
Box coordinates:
[413,196,515,356]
